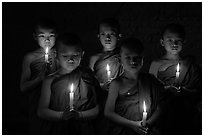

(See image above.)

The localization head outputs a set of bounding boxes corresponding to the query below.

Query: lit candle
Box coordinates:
[106,64,111,80]
[45,47,49,63]
[142,101,147,127]
[69,83,74,111]
[175,63,180,84]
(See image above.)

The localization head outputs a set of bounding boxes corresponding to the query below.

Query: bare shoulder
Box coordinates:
[110,76,123,89]
[23,52,36,64]
[89,53,102,69]
[43,73,57,84]
[90,53,102,62]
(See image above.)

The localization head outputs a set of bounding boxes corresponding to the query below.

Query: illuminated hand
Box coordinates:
[131,121,149,134]
[101,81,111,91]
[165,85,181,95]
[48,55,53,66]
[62,108,80,120]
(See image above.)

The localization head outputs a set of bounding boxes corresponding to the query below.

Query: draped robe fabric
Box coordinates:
[155,56,201,134]
[40,67,100,134]
[107,73,164,134]
[93,50,124,84]
[28,49,58,134]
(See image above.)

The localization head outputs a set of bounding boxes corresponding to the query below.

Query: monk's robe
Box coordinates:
[107,73,165,135]
[28,49,58,134]
[93,50,124,85]
[40,67,101,135]
[156,56,201,134]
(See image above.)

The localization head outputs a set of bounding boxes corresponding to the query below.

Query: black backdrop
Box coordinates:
[3,2,202,134]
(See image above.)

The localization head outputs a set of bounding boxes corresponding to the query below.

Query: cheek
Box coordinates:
[121,58,128,65]
[111,37,117,42]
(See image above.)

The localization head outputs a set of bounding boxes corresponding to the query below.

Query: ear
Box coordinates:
[97,34,100,39]
[141,58,144,67]
[81,51,85,57]
[160,39,164,47]
[118,33,122,40]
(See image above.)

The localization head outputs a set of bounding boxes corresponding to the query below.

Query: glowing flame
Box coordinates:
[106,64,110,71]
[70,83,74,93]
[143,101,146,112]
[176,63,180,72]
[45,47,49,54]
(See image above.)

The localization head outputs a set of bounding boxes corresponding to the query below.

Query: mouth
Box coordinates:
[105,41,112,44]
[171,48,178,51]
[130,64,139,68]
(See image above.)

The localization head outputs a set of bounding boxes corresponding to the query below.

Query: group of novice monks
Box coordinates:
[20,18,201,135]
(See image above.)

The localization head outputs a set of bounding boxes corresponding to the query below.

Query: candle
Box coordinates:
[45,47,49,63]
[142,101,147,127]
[69,83,74,111]
[175,63,180,84]
[106,64,111,80]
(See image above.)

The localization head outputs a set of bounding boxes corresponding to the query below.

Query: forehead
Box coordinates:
[36,27,55,34]
[163,31,182,39]
[99,24,117,33]
[58,43,82,54]
[121,47,139,56]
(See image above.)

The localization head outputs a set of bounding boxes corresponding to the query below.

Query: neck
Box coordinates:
[59,68,73,75]
[123,71,139,81]
[103,47,115,52]
[165,53,180,61]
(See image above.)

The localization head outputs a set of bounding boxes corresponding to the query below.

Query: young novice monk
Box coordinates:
[149,23,201,134]
[38,33,100,134]
[89,18,123,91]
[105,38,165,135]
[89,18,124,134]
[20,18,58,134]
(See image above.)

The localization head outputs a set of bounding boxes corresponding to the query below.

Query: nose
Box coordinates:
[106,34,111,40]
[67,55,74,62]
[45,36,50,42]
[171,40,180,47]
[130,58,136,64]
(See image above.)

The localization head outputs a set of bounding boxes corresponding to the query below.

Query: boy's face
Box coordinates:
[35,27,56,50]
[57,43,84,73]
[120,47,143,73]
[98,24,118,51]
[161,31,184,55]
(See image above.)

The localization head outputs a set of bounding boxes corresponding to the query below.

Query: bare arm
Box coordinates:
[146,106,162,126]
[20,54,44,92]
[37,76,63,121]
[79,105,99,120]
[149,61,158,78]
[104,80,141,129]
[89,55,99,71]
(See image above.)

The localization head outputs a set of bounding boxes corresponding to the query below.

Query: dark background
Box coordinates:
[3,2,202,134]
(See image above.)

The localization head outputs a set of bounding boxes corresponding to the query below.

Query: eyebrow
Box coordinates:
[37,31,55,34]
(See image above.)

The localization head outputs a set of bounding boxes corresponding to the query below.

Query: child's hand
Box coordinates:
[38,69,47,81]
[48,56,53,67]
[165,85,181,95]
[131,121,149,134]
[101,81,111,91]
[62,109,80,120]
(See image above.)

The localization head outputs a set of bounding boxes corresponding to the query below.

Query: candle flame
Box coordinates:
[70,83,74,93]
[106,64,110,71]
[45,47,49,54]
[143,101,146,112]
[176,63,180,72]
